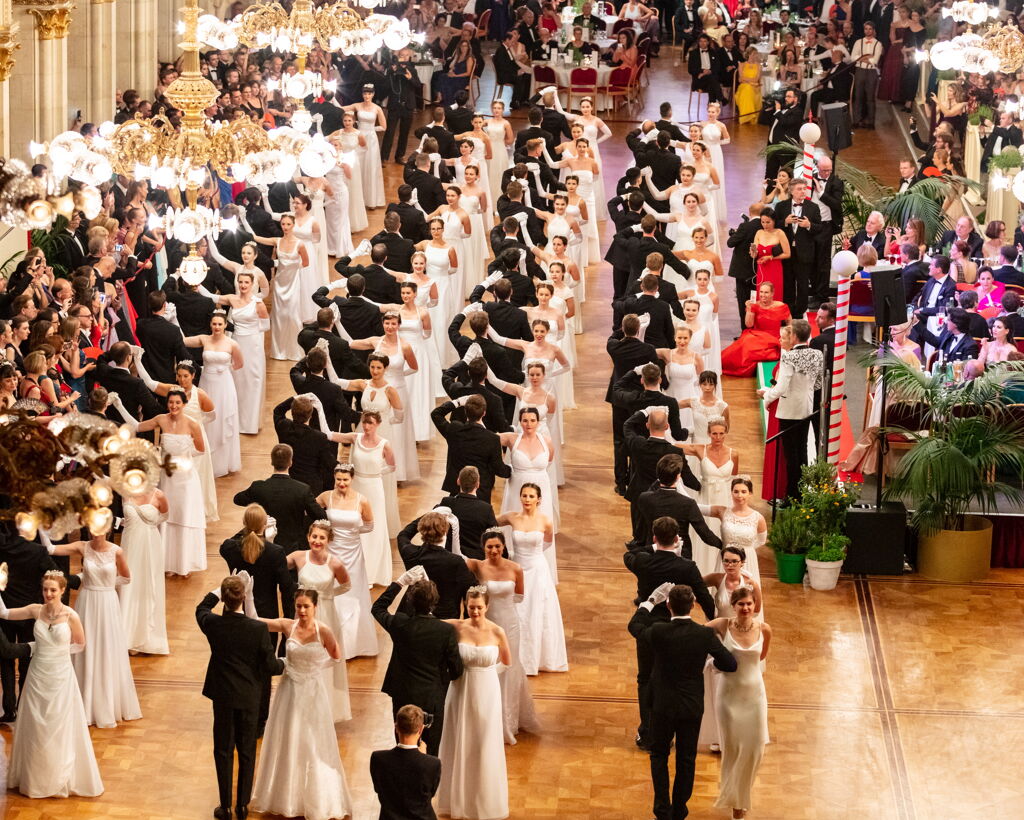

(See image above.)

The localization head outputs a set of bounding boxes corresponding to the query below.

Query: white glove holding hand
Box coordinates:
[484,271,503,288]
[353,239,372,257]
[633,364,647,376]
[397,565,429,586]
[452,394,471,408]
[235,570,258,619]
[265,516,278,543]
[648,581,675,606]
[638,313,651,327]
[463,302,484,316]
[462,341,483,364]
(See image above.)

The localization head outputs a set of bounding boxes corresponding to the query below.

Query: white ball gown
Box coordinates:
[693,170,722,233]
[296,560,352,721]
[269,244,308,361]
[182,388,218,521]
[118,499,169,655]
[159,432,207,575]
[702,123,729,225]
[714,628,769,813]
[230,299,267,435]
[337,130,368,234]
[715,508,762,584]
[365,363,420,482]
[201,350,241,476]
[252,622,354,820]
[485,120,511,212]
[72,544,142,728]
[442,211,468,317]
[425,243,458,369]
[324,163,354,258]
[692,288,723,376]
[326,505,379,658]
[398,309,438,441]
[485,580,540,744]
[500,434,559,581]
[8,620,103,798]
[695,452,734,575]
[573,169,602,262]
[459,194,487,289]
[356,109,386,208]
[350,434,397,585]
[511,389,563,486]
[664,357,699,430]
[510,529,568,675]
[437,643,509,820]
[294,211,328,308]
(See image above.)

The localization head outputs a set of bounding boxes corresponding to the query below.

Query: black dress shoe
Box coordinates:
[236,805,248,820]
[394,156,405,164]
[0,711,16,724]
[213,807,231,820]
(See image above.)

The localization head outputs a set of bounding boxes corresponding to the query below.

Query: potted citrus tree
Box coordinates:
[798,460,859,590]
[805,534,849,590]
[881,356,1024,582]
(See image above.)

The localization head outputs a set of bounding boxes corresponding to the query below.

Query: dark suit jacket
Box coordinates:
[272,398,337,497]
[494,199,546,246]
[405,168,447,215]
[435,493,499,559]
[289,366,355,433]
[605,335,660,404]
[918,328,981,361]
[809,326,836,365]
[431,401,512,495]
[939,229,983,258]
[386,201,430,243]
[165,285,216,338]
[900,260,929,298]
[370,746,442,820]
[94,358,161,421]
[626,275,684,320]
[687,46,723,83]
[446,104,474,136]
[440,362,511,434]
[614,293,676,349]
[621,232,691,282]
[815,174,845,234]
[623,410,699,501]
[232,473,324,551]
[524,100,571,142]
[395,526,479,619]
[333,257,403,304]
[913,276,957,317]
[982,125,1024,172]
[513,125,555,153]
[627,608,736,719]
[850,230,887,257]
[297,325,370,381]
[626,131,682,192]
[370,230,416,273]
[993,265,1024,289]
[624,542,716,620]
[196,592,284,709]
[135,314,192,385]
[413,123,458,158]
[312,289,384,360]
[768,102,803,147]
[218,536,296,618]
[0,535,77,608]
[446,316,524,386]
[771,198,822,262]
[634,485,722,562]
[727,216,760,282]
[494,42,526,84]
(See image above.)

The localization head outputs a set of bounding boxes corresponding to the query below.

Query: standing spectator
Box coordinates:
[850,22,883,128]
[380,48,423,164]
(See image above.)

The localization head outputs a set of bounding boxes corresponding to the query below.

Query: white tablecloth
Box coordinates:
[415,62,437,105]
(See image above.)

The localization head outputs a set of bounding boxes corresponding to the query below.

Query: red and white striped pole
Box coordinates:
[827,251,859,464]
[798,122,821,185]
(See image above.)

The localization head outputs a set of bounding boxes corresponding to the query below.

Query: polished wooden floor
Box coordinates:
[6,54,1024,820]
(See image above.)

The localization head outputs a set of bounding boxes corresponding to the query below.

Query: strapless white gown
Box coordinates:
[357,109,385,207]
[293,213,326,314]
[182,387,218,521]
[159,432,207,575]
[118,501,169,655]
[324,163,354,258]
[337,130,368,233]
[325,506,379,659]
[485,120,510,211]
[511,529,568,675]
[230,299,267,434]
[501,433,559,583]
[269,245,307,361]
[486,580,540,744]
[398,311,438,441]
[201,350,241,476]
[296,560,352,719]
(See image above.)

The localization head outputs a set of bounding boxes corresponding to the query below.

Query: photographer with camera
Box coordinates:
[381,48,424,165]
[726,202,765,325]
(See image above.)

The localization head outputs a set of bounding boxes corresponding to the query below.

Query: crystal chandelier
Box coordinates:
[929,0,1024,76]
[942,0,1000,25]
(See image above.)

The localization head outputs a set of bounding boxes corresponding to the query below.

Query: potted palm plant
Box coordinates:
[881,356,1024,582]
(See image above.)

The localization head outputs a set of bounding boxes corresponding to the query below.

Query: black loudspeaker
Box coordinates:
[869,267,907,328]
[843,502,909,575]
[821,102,853,154]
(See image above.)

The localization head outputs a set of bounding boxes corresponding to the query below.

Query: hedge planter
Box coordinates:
[775,552,807,584]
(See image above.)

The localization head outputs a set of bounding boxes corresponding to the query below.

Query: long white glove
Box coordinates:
[648,581,675,606]
[485,365,509,392]
[131,346,160,392]
[434,506,461,556]
[303,392,333,436]
[108,393,140,431]
[451,395,471,408]
[463,302,484,316]
[0,590,7,618]
[236,570,258,619]
[397,565,428,586]
[265,516,278,543]
[483,271,503,288]
[462,341,483,364]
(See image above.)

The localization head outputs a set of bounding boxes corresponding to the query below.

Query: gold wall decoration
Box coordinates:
[0,27,20,81]
[12,0,76,41]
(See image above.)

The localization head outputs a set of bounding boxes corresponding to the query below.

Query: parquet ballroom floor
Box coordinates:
[6,53,1024,820]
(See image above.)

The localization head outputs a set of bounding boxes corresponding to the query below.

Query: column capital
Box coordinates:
[0,25,20,81]
[13,0,76,40]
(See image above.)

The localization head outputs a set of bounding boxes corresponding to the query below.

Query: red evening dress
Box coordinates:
[721,302,792,378]
[755,243,784,295]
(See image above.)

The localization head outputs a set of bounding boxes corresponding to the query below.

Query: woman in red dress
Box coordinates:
[721,281,792,378]
[749,207,789,296]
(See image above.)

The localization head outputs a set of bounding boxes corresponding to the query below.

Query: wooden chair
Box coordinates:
[476,8,491,36]
[602,64,634,112]
[601,1,615,14]
[568,67,598,109]
[533,63,559,93]
[847,278,876,344]
[612,18,633,35]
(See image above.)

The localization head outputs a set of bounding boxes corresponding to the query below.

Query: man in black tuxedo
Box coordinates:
[95,342,161,422]
[446,89,475,136]
[197,577,285,820]
[0,530,79,721]
[626,131,682,206]
[626,253,685,320]
[482,244,540,306]
[620,214,690,283]
[272,397,336,496]
[810,156,844,307]
[165,278,215,374]
[370,212,416,273]
[617,375,693,460]
[982,111,1024,172]
[992,246,1024,288]
[434,466,500,559]
[372,573,464,756]
[431,394,512,504]
[513,106,555,152]
[687,34,725,103]
[615,274,676,350]
[938,216,983,258]
[766,88,803,180]
[334,243,403,304]
[849,210,888,256]
[380,49,423,163]
[899,243,929,301]
[625,515,717,751]
[628,584,736,820]
[413,107,458,158]
[622,406,698,526]
[370,704,443,820]
[313,275,384,363]
[387,184,430,242]
[810,302,838,451]
[772,178,822,317]
[488,217,544,280]
[56,210,88,272]
[916,307,981,361]
[510,139,561,205]
[298,308,370,382]
[633,455,722,558]
[606,192,648,299]
[405,153,447,214]
[266,179,302,215]
[494,31,532,107]
[447,310,524,389]
[607,315,661,493]
[468,273,533,363]
[135,290,192,384]
[672,0,702,57]
[396,514,478,619]
[288,348,355,434]
[526,92,571,143]
[496,180,546,245]
[911,255,957,338]
[232,444,324,550]
[441,357,511,434]
[727,205,763,323]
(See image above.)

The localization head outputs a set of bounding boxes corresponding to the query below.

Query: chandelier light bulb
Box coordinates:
[15,512,39,540]
[89,480,114,507]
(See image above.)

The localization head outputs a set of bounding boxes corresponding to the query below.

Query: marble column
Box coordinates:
[68,0,115,124]
[0,0,19,156]
[8,0,74,156]
[116,0,156,96]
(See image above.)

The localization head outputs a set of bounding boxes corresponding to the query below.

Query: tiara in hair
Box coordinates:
[706,414,728,429]
[177,359,194,367]
[334,462,354,472]
[311,519,331,530]
[43,569,65,579]
[212,308,227,317]
[467,584,488,596]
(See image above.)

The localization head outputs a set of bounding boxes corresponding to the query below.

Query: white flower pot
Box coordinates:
[804,558,844,591]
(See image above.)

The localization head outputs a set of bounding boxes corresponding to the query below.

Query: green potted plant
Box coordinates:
[881,356,1024,582]
[805,534,849,590]
[766,504,809,583]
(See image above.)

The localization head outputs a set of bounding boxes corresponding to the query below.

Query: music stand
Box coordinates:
[869,267,907,509]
